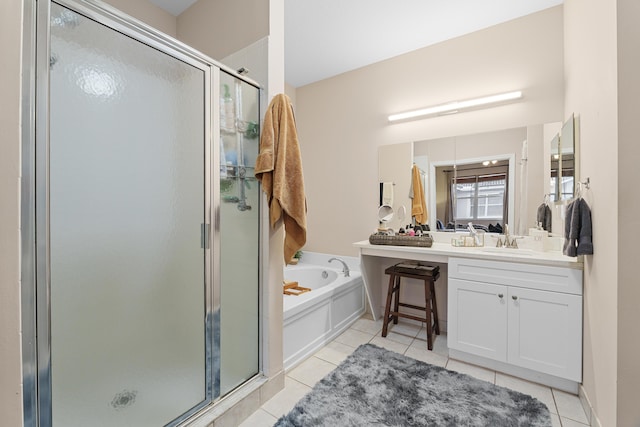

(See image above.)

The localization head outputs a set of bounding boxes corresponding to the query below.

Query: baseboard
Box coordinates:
[578,385,603,427]
[260,372,285,406]
[449,349,579,394]
[184,375,268,427]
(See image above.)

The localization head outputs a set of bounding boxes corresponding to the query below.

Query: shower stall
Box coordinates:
[22,1,262,426]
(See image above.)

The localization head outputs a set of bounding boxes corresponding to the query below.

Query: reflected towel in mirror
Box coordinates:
[410,164,427,224]
[537,203,552,232]
[382,182,394,206]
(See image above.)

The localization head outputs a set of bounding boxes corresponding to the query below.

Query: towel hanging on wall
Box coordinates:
[562,197,593,257]
[255,94,307,264]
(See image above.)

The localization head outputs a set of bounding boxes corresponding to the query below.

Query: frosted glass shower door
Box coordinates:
[218,72,261,396]
[46,4,209,426]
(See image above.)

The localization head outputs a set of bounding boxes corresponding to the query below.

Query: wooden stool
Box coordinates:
[382,262,440,350]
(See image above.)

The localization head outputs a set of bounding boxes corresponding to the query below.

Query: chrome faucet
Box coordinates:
[497,224,522,248]
[328,257,350,277]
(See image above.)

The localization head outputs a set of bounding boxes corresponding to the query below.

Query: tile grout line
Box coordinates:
[274,318,584,427]
[551,388,561,422]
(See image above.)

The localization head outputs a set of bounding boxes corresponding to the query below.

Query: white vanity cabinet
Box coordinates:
[448,279,508,362]
[448,257,583,385]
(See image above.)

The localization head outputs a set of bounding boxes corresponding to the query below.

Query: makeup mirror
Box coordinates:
[396,205,406,223]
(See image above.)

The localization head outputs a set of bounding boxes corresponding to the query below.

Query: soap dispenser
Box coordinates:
[220,83,235,132]
[529,223,548,252]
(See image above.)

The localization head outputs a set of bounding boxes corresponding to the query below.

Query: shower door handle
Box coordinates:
[201,223,210,249]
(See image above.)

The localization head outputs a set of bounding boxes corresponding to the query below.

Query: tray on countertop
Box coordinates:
[369,234,433,247]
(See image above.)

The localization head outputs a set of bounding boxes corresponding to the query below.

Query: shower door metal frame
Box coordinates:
[33,0,215,422]
[18,0,263,425]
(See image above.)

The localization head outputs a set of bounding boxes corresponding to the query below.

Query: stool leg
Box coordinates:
[392,276,401,325]
[424,279,433,350]
[382,274,395,337]
[431,280,440,335]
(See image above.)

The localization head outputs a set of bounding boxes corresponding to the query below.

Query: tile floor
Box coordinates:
[239,316,590,427]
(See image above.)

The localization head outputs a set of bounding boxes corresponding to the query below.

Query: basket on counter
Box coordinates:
[369,233,433,247]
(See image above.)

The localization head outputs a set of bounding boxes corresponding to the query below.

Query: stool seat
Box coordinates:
[384,262,440,278]
[382,262,440,350]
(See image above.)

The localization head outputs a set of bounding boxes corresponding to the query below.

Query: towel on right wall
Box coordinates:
[563,197,593,257]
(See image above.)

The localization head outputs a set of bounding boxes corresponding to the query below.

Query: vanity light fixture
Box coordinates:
[388,90,523,123]
[482,160,490,166]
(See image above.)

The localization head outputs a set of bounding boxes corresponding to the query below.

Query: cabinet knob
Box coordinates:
[498,293,504,298]
[512,295,518,300]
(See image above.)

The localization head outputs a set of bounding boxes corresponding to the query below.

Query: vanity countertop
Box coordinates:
[353,240,583,269]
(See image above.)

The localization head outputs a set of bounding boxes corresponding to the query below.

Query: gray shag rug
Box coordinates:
[275,344,552,427]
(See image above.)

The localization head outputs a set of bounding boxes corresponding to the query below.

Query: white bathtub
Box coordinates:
[283,254,365,370]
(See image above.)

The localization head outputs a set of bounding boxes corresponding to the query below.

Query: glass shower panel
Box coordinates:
[48,4,207,426]
[218,72,260,396]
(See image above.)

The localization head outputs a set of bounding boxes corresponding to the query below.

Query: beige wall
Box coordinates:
[564,1,619,426]
[0,0,24,425]
[615,1,640,426]
[177,0,269,61]
[284,83,297,108]
[377,142,413,231]
[263,0,286,381]
[104,0,177,36]
[295,6,564,256]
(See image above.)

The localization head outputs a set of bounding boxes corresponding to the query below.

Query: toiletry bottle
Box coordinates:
[220,84,235,132]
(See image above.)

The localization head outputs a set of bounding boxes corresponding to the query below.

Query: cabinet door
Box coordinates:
[507,287,582,381]
[448,278,508,362]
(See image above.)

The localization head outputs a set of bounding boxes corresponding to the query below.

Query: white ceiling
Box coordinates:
[150,0,563,88]
[149,0,198,17]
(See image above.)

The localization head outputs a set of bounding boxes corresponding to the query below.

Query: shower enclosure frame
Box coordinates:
[20,0,264,426]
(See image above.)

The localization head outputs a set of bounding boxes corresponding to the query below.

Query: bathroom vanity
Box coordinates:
[353,240,583,392]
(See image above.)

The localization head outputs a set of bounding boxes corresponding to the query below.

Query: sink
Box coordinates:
[478,247,535,256]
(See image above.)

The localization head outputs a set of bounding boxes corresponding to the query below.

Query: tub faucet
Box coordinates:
[328,257,350,277]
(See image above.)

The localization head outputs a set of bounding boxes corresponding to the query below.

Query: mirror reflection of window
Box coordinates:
[560,153,575,201]
[550,133,575,202]
[440,160,509,230]
[453,175,507,223]
[550,133,560,202]
[551,114,576,202]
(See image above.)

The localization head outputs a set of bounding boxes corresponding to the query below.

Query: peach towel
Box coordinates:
[411,164,427,224]
[255,94,307,264]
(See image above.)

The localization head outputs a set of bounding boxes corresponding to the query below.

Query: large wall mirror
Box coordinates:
[417,129,521,234]
[378,122,563,236]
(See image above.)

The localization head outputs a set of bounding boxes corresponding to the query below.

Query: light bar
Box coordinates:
[388,91,523,122]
